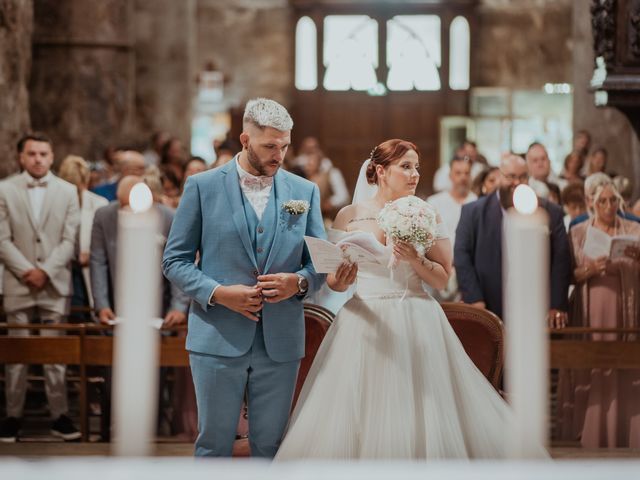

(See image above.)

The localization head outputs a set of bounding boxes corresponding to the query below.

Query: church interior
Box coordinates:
[1,0,640,475]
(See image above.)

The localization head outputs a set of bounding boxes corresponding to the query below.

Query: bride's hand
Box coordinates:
[393,241,419,263]
[327,262,358,292]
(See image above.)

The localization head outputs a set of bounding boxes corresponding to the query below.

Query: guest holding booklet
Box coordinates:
[558,173,640,448]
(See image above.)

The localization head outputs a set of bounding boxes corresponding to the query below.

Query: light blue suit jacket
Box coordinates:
[162,161,326,362]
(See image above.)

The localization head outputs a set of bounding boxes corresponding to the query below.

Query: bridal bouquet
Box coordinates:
[377,195,437,266]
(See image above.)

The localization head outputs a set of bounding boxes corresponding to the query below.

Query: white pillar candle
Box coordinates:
[112,183,161,456]
[503,184,549,459]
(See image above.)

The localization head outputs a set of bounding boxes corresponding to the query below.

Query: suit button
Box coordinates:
[37,257,42,262]
[257,247,264,253]
[253,270,259,277]
[257,227,264,234]
[36,238,41,243]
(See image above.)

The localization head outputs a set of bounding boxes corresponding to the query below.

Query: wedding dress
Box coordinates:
[276,226,517,460]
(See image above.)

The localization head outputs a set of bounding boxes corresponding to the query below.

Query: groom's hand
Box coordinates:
[213,285,263,322]
[257,273,299,303]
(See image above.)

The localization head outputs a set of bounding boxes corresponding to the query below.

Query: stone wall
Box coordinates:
[4,0,636,188]
[195,0,293,109]
[476,0,573,88]
[0,0,32,178]
[572,0,639,195]
[29,0,135,163]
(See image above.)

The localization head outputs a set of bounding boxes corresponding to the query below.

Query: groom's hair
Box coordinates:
[243,98,293,132]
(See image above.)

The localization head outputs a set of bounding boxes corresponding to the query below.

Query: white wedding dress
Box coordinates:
[276,227,518,460]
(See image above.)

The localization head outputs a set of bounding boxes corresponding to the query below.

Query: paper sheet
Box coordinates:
[304,235,381,274]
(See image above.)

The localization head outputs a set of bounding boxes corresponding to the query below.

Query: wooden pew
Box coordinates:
[0,323,190,441]
[549,327,640,369]
[0,324,88,441]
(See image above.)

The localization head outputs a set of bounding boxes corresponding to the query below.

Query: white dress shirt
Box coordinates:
[236,158,273,220]
[427,190,477,248]
[24,171,52,225]
[433,162,485,193]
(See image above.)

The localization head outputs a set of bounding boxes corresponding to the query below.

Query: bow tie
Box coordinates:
[240,175,273,190]
[27,180,48,189]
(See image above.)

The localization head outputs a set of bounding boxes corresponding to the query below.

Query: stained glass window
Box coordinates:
[449,16,470,90]
[323,15,378,91]
[295,17,317,90]
[387,15,441,91]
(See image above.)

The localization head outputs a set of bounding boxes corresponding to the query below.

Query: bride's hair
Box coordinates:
[365,139,419,185]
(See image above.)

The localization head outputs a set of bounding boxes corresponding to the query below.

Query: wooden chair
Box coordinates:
[232,303,334,456]
[293,304,334,407]
[440,302,504,390]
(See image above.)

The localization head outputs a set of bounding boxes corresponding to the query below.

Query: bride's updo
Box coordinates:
[365,139,419,185]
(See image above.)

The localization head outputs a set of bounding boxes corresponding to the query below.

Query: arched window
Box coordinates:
[449,16,470,90]
[323,15,378,91]
[295,16,317,90]
[387,15,441,91]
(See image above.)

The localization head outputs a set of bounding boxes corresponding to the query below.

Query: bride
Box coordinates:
[275,139,525,460]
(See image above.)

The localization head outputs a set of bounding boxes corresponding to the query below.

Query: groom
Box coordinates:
[162,98,325,457]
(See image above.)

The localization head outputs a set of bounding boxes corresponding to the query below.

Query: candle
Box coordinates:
[503,184,549,458]
[112,183,161,456]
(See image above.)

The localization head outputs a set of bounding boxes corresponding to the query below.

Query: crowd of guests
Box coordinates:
[0,127,639,449]
[431,132,640,449]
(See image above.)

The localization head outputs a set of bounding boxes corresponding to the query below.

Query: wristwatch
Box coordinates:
[296,274,309,296]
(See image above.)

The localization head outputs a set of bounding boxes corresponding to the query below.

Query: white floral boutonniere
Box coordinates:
[282,200,310,215]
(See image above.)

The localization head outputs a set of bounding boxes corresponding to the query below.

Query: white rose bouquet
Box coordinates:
[377,195,437,267]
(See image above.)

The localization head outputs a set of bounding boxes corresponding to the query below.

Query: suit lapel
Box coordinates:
[223,162,258,269]
[485,193,503,270]
[263,170,290,274]
[38,176,60,228]
[16,175,38,231]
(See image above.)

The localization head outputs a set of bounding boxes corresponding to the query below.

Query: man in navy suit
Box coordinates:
[454,154,571,327]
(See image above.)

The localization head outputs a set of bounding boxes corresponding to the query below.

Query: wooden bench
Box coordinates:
[0,324,88,440]
[0,323,190,441]
[549,327,640,369]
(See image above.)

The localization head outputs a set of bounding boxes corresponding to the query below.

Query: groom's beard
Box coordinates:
[247,144,277,177]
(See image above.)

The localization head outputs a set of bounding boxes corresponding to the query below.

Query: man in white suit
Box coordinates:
[0,133,81,442]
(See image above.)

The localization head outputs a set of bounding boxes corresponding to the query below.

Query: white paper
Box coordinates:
[582,226,611,259]
[336,231,388,259]
[304,235,381,274]
[583,227,640,260]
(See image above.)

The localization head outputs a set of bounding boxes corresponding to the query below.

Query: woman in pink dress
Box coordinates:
[559,173,640,448]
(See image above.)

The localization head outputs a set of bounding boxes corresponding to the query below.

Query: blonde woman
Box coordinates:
[58,155,108,317]
[559,173,640,448]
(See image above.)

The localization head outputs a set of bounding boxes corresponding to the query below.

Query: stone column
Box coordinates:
[29,0,135,163]
[0,0,33,178]
[133,0,196,146]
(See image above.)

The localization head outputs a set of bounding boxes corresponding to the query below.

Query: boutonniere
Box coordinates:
[282,200,309,215]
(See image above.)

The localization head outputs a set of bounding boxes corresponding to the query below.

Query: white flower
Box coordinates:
[282,200,310,215]
[378,195,437,257]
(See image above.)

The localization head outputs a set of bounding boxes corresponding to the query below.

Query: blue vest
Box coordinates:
[241,186,277,273]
